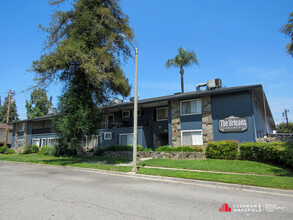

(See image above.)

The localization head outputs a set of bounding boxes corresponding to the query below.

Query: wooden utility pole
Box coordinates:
[4,91,13,146]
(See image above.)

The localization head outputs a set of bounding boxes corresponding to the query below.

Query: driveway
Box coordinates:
[0,161,292,220]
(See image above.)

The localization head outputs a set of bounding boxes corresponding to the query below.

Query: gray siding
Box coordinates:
[180,114,202,131]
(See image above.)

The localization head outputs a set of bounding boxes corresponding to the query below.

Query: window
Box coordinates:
[48,138,58,147]
[138,109,141,116]
[17,139,23,148]
[122,110,130,118]
[180,99,201,116]
[18,123,25,132]
[119,133,133,145]
[157,107,168,121]
[104,132,112,140]
[181,130,203,145]
[41,138,47,147]
[32,138,40,147]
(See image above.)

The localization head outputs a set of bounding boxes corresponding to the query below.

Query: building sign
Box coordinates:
[218,115,248,132]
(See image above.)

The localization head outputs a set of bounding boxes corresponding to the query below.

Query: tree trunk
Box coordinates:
[180,66,184,93]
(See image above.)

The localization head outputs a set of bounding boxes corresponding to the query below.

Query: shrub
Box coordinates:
[94,148,104,156]
[22,144,39,154]
[205,140,239,160]
[155,145,202,152]
[4,149,15,154]
[0,146,8,154]
[239,142,293,167]
[104,145,145,151]
[39,146,51,155]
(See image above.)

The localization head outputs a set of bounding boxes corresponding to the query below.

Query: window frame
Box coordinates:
[104,132,112,140]
[31,138,41,147]
[18,123,25,132]
[48,138,58,147]
[122,110,131,118]
[119,133,133,145]
[181,129,203,146]
[17,139,23,148]
[156,107,168,121]
[180,99,202,116]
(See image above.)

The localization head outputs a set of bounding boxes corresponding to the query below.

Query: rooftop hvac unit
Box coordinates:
[207,78,222,89]
[112,98,123,105]
[48,107,57,115]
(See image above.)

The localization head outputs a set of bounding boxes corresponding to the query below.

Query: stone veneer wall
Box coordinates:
[201,96,213,143]
[23,122,28,148]
[14,123,19,148]
[171,100,181,146]
[103,151,205,160]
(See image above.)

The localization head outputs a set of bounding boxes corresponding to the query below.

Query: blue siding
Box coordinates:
[180,114,202,130]
[212,91,256,142]
[168,101,172,145]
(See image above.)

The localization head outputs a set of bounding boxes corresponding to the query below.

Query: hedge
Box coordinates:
[155,145,203,152]
[205,140,239,160]
[239,142,293,168]
[103,145,145,152]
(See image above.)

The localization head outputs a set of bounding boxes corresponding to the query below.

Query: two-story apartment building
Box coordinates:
[10,83,275,150]
[99,84,275,149]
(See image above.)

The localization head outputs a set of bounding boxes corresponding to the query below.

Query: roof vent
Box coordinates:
[48,107,57,115]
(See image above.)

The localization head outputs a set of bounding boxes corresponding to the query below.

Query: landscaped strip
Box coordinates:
[138,159,293,176]
[0,154,132,172]
[137,167,293,189]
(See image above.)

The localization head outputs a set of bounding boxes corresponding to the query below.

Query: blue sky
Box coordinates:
[0,0,292,124]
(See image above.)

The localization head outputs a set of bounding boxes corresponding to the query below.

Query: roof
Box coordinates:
[0,123,13,130]
[8,114,55,124]
[104,84,263,110]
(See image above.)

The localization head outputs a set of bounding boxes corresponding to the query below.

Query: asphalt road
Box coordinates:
[0,161,293,220]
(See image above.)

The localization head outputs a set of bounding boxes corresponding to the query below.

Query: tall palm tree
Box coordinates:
[165,47,199,93]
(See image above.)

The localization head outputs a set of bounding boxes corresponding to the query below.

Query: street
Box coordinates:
[0,161,292,220]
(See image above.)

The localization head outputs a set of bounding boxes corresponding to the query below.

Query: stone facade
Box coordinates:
[23,122,28,148]
[201,96,213,143]
[14,123,18,148]
[171,100,181,146]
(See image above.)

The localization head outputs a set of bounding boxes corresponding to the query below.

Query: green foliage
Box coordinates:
[31,0,135,155]
[239,142,293,168]
[25,88,52,119]
[205,140,239,160]
[155,145,202,152]
[0,96,19,123]
[39,146,56,156]
[0,146,8,154]
[22,144,39,154]
[276,122,293,133]
[4,149,15,154]
[104,145,145,152]
[280,12,293,57]
[165,47,199,93]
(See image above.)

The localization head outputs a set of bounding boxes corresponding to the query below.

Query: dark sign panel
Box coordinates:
[218,115,248,132]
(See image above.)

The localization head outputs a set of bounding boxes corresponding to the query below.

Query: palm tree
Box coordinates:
[165,47,199,93]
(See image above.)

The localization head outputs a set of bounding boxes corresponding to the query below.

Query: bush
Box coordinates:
[205,140,239,160]
[155,145,203,152]
[4,149,15,154]
[104,145,145,151]
[0,146,8,154]
[38,146,54,155]
[239,142,293,167]
[94,148,104,156]
[22,144,39,154]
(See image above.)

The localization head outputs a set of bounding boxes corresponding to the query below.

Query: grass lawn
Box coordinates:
[138,159,293,176]
[0,154,132,172]
[137,167,293,189]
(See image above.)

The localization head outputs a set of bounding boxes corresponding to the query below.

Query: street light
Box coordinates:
[119,33,138,172]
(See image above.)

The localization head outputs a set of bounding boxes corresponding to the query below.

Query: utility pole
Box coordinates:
[282,109,289,125]
[5,91,14,146]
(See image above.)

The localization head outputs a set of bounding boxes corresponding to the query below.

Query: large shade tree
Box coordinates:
[31,0,134,155]
[280,12,293,57]
[165,47,199,93]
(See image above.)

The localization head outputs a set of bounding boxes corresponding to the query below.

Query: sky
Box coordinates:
[0,0,292,124]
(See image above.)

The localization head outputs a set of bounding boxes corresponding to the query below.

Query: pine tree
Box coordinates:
[0,96,19,123]
[31,0,135,155]
[25,88,52,119]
